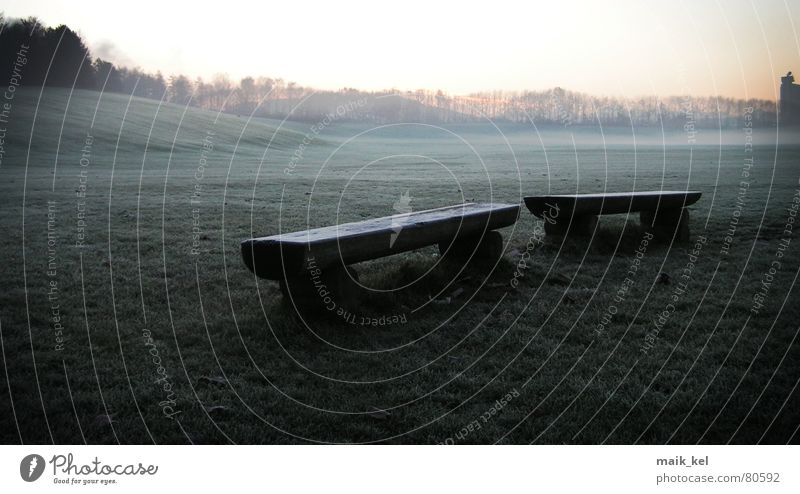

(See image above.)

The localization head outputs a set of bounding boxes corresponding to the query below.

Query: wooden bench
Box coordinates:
[524,191,701,239]
[241,202,519,307]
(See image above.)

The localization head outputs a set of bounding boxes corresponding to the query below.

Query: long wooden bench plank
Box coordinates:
[524,190,702,218]
[242,202,519,280]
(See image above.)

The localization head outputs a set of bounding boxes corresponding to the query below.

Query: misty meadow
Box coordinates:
[0,9,798,445]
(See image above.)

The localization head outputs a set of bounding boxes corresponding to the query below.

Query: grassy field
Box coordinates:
[0,87,798,444]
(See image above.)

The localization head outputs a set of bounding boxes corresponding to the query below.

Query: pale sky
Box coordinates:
[3,0,799,99]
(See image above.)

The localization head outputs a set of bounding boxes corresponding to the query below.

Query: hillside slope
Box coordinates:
[0,87,310,173]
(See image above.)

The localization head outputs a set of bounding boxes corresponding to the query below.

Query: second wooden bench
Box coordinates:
[524,190,702,239]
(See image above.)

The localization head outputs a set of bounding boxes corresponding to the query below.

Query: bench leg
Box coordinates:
[543,214,598,237]
[640,208,690,241]
[438,230,504,264]
[279,264,360,315]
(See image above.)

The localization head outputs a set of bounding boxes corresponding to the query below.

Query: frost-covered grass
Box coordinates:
[0,88,797,444]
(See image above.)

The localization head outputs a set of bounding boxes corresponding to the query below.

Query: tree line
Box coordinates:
[0,14,778,128]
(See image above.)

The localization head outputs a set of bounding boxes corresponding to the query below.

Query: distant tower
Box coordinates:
[780,71,800,126]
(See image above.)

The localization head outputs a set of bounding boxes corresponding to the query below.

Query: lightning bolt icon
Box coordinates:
[390,190,413,248]
[28,457,37,478]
